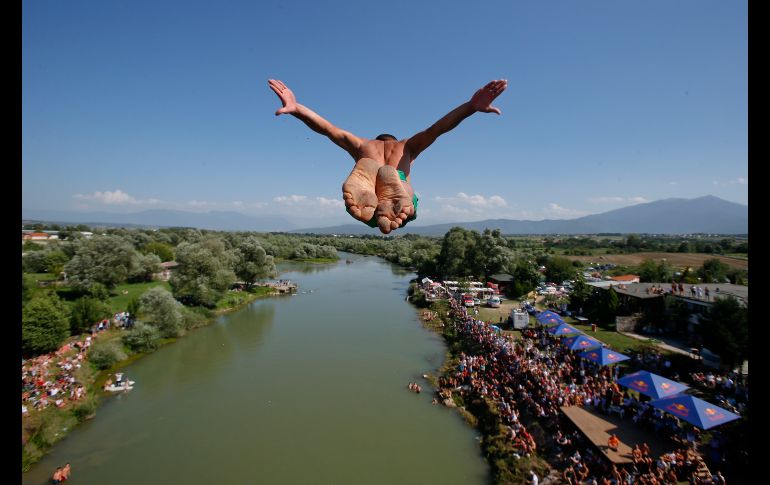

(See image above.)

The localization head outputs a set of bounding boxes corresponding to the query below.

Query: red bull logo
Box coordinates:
[660,383,672,391]
[579,340,592,347]
[666,402,689,417]
[589,352,599,359]
[704,408,725,421]
[608,353,617,359]
[632,380,649,391]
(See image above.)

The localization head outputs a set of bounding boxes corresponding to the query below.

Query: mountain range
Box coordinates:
[23,196,747,235]
[290,196,748,235]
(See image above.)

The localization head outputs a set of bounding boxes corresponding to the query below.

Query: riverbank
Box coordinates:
[409,286,553,484]
[21,284,283,472]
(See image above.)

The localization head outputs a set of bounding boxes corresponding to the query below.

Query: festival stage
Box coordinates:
[560,405,674,464]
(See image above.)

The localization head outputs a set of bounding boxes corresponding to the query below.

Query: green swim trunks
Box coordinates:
[365,169,418,228]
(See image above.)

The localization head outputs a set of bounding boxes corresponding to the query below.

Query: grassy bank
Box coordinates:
[21,283,279,472]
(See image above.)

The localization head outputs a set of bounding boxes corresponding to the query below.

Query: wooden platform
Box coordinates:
[258,282,298,294]
[560,405,674,464]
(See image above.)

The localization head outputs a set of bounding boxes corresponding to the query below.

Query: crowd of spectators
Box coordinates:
[435,296,731,484]
[22,312,131,415]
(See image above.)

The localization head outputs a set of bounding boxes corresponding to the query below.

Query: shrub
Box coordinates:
[182,307,208,330]
[72,399,97,422]
[87,341,127,370]
[122,322,161,352]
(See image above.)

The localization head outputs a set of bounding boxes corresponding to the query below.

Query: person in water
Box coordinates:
[268,78,508,234]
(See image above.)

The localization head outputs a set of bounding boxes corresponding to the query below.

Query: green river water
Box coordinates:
[22,253,489,484]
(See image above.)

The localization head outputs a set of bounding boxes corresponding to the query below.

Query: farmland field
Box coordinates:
[562,252,747,271]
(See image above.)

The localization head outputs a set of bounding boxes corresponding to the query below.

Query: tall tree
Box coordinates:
[22,295,70,356]
[69,297,112,334]
[142,241,175,262]
[544,256,577,284]
[568,274,592,313]
[139,287,184,338]
[698,296,748,370]
[594,287,619,327]
[637,259,673,283]
[697,258,730,283]
[170,238,237,307]
[509,260,540,298]
[235,236,277,285]
[63,235,141,290]
[436,227,479,278]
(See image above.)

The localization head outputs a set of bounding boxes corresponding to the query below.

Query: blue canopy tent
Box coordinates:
[617,370,689,399]
[540,317,567,327]
[547,323,581,336]
[562,335,602,352]
[536,310,561,322]
[579,347,631,366]
[648,394,740,430]
[539,316,566,327]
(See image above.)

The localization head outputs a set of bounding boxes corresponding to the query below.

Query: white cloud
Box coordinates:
[435,192,508,208]
[273,195,308,204]
[316,197,344,208]
[543,203,587,219]
[274,195,343,208]
[712,177,748,186]
[73,189,139,205]
[588,196,624,204]
[588,196,649,205]
[185,200,211,208]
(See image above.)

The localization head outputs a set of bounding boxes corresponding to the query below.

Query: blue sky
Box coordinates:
[22,0,747,229]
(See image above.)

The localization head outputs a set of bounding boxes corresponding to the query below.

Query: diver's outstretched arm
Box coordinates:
[405,79,507,160]
[268,79,363,159]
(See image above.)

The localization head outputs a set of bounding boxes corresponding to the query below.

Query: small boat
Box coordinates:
[105,373,135,392]
[105,382,134,392]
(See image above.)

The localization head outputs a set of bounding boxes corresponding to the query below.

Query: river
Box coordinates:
[22,253,489,484]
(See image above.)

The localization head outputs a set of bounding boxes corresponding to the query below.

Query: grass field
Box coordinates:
[562,252,748,271]
[563,321,665,354]
[107,280,172,314]
[476,299,519,323]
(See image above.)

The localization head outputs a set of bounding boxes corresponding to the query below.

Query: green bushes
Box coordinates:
[122,322,161,352]
[87,341,128,370]
[22,295,71,357]
[72,398,98,422]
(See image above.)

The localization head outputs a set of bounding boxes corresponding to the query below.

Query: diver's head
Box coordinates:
[375,134,398,142]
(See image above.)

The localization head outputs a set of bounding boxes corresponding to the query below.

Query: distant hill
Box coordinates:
[23,196,747,235]
[21,209,295,232]
[292,196,748,236]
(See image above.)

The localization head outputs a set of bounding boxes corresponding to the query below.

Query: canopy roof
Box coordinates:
[562,335,602,352]
[617,371,689,399]
[579,347,631,366]
[547,323,581,336]
[649,394,740,430]
[536,310,561,322]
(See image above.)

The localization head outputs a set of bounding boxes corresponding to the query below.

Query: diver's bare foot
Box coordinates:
[342,158,379,223]
[374,165,414,234]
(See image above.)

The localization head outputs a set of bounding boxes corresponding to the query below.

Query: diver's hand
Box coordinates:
[268,79,298,116]
[469,79,507,115]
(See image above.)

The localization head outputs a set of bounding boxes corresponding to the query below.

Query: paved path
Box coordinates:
[617,332,700,358]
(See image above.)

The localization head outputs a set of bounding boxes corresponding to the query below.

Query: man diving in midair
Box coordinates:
[268,78,508,234]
